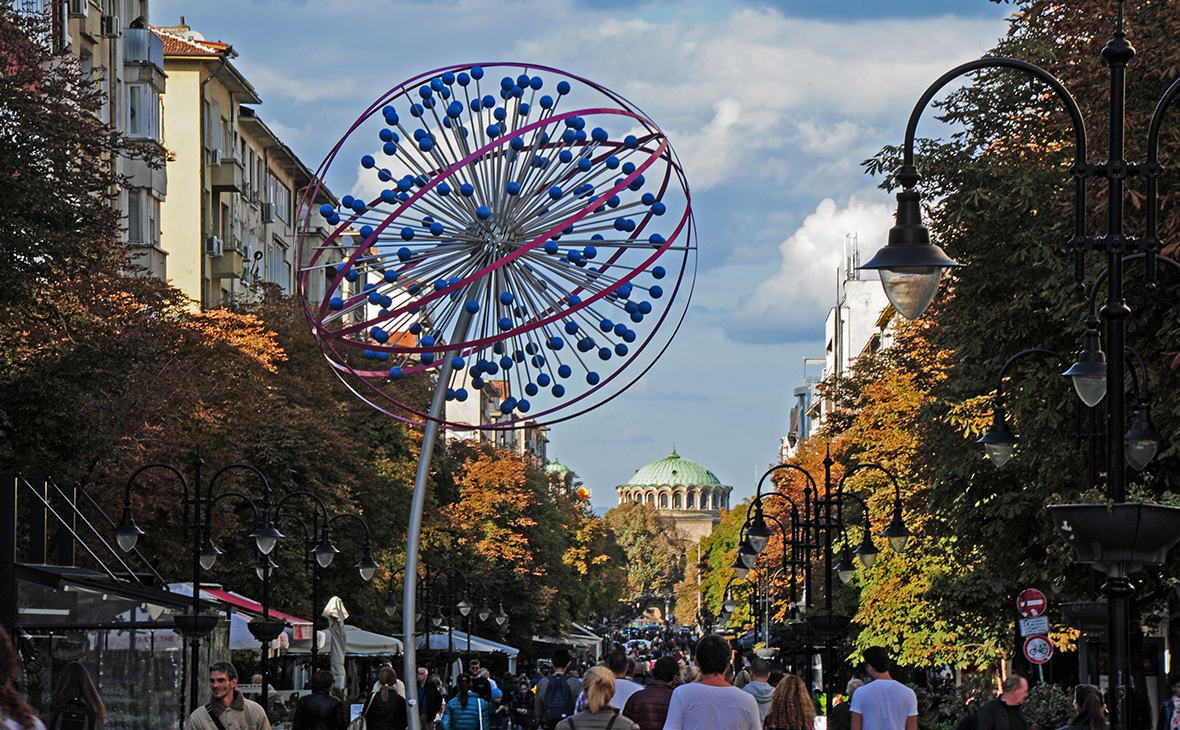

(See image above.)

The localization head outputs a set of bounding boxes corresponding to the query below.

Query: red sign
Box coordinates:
[1024,635,1053,664]
[1017,588,1047,618]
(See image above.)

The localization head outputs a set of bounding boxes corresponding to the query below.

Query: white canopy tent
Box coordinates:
[419,628,519,674]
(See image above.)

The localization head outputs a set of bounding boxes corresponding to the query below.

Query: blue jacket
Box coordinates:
[441,694,490,730]
[1158,699,1178,730]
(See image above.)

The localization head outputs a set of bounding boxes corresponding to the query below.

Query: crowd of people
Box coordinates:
[0,622,1165,730]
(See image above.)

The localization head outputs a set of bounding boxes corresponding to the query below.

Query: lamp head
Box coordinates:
[880,503,911,553]
[495,605,508,626]
[355,546,379,582]
[854,531,879,569]
[312,528,339,569]
[431,607,445,627]
[736,538,758,569]
[744,508,773,555]
[834,548,857,585]
[478,602,492,622]
[987,573,1005,595]
[1125,403,1162,471]
[384,595,399,616]
[199,537,222,571]
[114,507,145,553]
[1063,318,1107,407]
[860,190,961,320]
[253,555,277,581]
[250,519,283,556]
[456,595,474,617]
[977,404,1018,468]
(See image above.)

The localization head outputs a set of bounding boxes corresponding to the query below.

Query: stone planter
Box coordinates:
[1048,503,1180,574]
[247,620,286,644]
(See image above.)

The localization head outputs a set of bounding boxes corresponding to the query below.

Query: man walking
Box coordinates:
[535,650,582,730]
[850,647,917,730]
[663,635,761,730]
[610,650,643,710]
[187,661,271,730]
[623,656,678,730]
[977,676,1031,730]
[741,658,774,725]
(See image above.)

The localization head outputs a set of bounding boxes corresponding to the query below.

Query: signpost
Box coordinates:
[1017,588,1047,618]
[1024,635,1053,664]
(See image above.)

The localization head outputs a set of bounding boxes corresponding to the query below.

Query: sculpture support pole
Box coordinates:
[403,309,473,730]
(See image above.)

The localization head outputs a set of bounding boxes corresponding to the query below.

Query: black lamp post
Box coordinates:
[113,454,274,718]
[863,5,1180,725]
[736,455,909,709]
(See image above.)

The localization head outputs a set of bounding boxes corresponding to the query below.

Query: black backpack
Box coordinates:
[542,676,574,729]
[48,700,97,730]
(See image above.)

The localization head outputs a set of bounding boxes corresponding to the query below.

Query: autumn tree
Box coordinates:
[604,501,686,604]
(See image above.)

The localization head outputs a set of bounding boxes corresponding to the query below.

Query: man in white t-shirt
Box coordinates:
[851,647,918,730]
[663,634,761,730]
[608,650,643,710]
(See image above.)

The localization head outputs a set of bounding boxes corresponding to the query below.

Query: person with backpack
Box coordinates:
[554,668,639,730]
[534,652,581,730]
[46,662,105,730]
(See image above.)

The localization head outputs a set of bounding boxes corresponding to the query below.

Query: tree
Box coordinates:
[604,502,686,601]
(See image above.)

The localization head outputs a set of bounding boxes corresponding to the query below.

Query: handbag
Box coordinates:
[349,693,372,730]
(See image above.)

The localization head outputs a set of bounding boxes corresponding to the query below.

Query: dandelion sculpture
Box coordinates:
[297,63,694,730]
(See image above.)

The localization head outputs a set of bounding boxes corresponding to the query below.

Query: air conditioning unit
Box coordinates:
[100,14,121,37]
[205,235,224,258]
[68,0,89,18]
[209,148,221,166]
[261,203,274,223]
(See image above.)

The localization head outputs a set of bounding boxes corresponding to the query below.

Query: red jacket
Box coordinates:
[622,681,674,730]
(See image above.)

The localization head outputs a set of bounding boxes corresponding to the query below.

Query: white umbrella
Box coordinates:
[323,596,349,689]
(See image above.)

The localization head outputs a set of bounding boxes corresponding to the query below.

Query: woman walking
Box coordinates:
[363,667,408,730]
[1056,685,1107,730]
[764,674,816,730]
[554,666,639,730]
[441,674,490,730]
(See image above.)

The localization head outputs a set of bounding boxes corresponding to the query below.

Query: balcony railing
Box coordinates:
[124,28,163,68]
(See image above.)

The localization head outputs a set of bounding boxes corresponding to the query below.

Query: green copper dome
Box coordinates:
[625,448,721,487]
[546,460,571,475]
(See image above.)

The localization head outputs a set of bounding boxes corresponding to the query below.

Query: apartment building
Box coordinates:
[25,0,169,267]
[445,377,550,463]
[155,19,336,309]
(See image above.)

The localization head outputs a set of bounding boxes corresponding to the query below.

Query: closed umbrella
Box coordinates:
[323,596,349,689]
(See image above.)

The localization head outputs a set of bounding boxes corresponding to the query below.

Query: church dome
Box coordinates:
[545,460,571,475]
[625,448,721,487]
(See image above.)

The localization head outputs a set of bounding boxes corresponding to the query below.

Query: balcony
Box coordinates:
[209,156,243,195]
[124,28,163,67]
[209,248,243,279]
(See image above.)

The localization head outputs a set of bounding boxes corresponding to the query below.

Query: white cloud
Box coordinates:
[725,191,893,342]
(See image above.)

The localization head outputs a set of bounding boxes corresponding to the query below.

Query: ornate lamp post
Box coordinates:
[113,455,275,718]
[863,4,1180,725]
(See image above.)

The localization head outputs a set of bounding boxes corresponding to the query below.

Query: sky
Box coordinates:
[151,0,1013,513]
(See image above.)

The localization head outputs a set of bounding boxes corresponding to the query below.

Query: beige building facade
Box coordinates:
[616,449,732,544]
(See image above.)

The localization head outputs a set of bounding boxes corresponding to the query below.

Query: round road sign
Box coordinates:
[1024,635,1053,664]
[1017,588,1047,618]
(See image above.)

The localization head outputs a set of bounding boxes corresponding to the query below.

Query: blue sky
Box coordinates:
[151,0,1012,513]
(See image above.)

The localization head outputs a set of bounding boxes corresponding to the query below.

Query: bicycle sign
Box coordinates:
[1024,635,1053,664]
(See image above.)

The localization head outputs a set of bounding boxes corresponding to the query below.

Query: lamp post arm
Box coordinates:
[121,463,190,508]
[753,463,817,503]
[1143,74,1180,286]
[1124,346,1150,400]
[1089,254,1180,315]
[899,57,1087,182]
[328,512,373,542]
[206,463,271,503]
[277,490,331,524]
[994,348,1069,406]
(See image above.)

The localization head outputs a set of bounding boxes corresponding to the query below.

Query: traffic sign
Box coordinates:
[1017,588,1047,618]
[1024,635,1053,664]
[1019,616,1050,637]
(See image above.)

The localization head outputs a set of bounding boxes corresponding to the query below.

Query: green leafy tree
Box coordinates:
[604,502,686,600]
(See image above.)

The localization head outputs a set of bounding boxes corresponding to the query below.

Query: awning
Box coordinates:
[168,583,313,639]
[288,625,402,656]
[420,628,518,657]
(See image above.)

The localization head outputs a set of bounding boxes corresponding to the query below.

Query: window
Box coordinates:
[711,494,718,510]
[269,178,291,223]
[126,84,159,139]
[125,189,160,245]
[660,494,668,509]
[687,493,695,509]
[646,493,654,505]
[673,494,682,509]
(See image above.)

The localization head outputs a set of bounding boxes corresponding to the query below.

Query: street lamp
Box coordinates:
[113,454,274,718]
[864,6,1180,726]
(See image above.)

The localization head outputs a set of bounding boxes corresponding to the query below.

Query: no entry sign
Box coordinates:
[1017,588,1047,618]
[1024,635,1053,664]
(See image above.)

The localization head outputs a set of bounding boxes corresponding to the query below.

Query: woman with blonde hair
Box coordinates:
[555,666,640,730]
[764,674,816,730]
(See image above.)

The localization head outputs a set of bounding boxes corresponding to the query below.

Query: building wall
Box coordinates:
[160,62,202,300]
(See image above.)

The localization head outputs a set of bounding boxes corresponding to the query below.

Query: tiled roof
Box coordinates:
[153,28,230,57]
[624,448,722,487]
